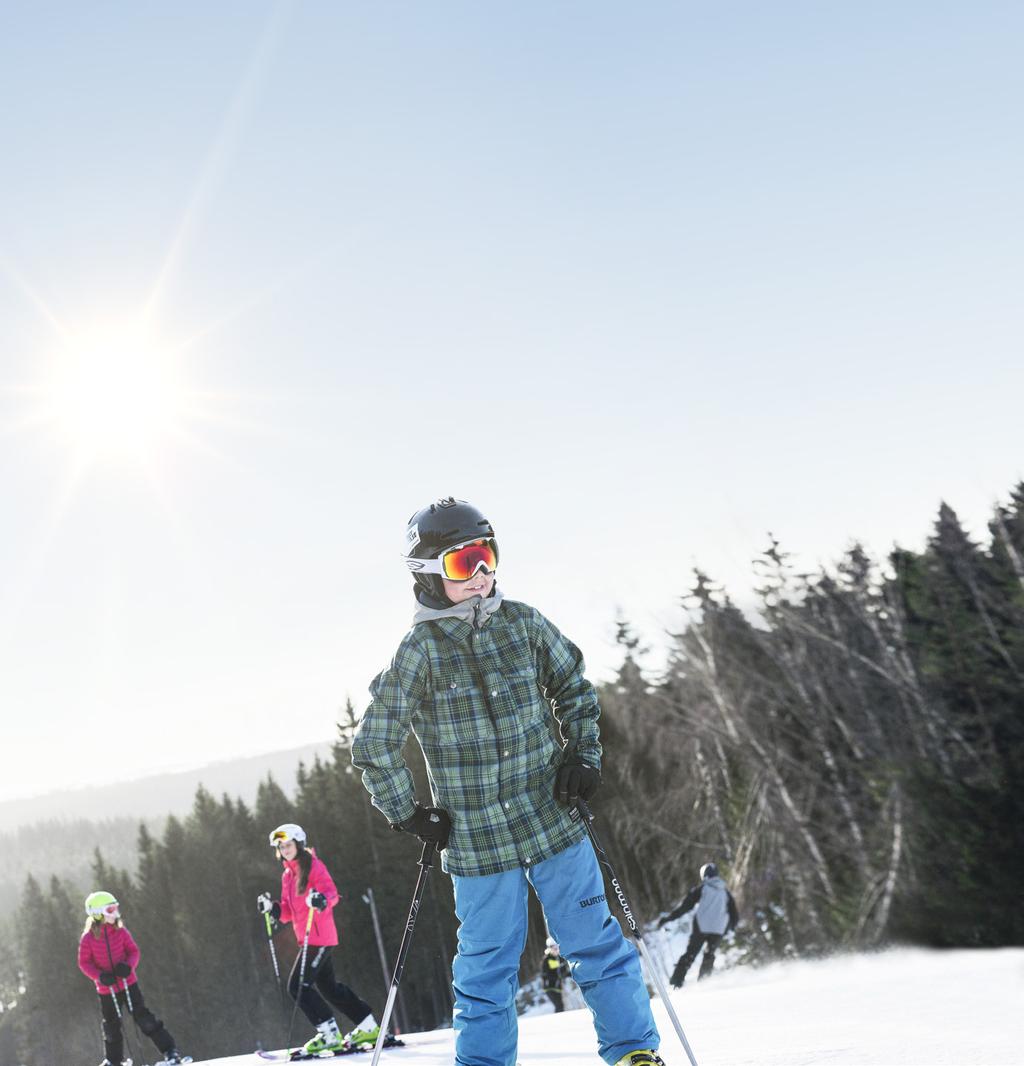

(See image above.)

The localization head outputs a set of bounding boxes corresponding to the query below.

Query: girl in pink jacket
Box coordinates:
[258,823,378,1055]
[77,891,187,1066]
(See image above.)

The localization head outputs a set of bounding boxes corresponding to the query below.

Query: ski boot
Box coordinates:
[615,1052,667,1066]
[157,1052,193,1065]
[344,1013,381,1047]
[302,1017,346,1055]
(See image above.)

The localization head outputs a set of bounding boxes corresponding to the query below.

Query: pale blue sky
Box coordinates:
[1,2,1022,802]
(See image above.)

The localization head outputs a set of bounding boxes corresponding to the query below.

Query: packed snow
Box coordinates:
[188,948,1022,1066]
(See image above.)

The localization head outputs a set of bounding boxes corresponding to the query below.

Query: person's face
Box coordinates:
[278,839,298,861]
[441,568,495,604]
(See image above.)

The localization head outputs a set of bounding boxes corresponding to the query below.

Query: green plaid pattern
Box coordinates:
[352,598,602,877]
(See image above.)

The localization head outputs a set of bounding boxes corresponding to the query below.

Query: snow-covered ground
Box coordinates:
[192,948,1023,1066]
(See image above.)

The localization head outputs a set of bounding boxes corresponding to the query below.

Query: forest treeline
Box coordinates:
[1,486,1021,1064]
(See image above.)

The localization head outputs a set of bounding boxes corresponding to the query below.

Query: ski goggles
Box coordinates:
[406,538,499,581]
[90,903,120,918]
[269,829,293,846]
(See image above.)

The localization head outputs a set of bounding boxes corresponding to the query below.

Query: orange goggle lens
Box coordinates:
[441,539,499,581]
[270,831,289,843]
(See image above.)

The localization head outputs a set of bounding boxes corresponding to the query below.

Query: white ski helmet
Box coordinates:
[700,862,719,880]
[545,936,559,952]
[268,823,307,848]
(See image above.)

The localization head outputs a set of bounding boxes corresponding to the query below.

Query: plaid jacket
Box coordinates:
[352,594,602,877]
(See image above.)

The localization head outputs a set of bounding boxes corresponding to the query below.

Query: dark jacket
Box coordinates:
[541,952,571,990]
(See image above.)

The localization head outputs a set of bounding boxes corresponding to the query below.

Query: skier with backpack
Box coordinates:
[659,862,739,987]
[76,890,189,1066]
[352,498,664,1066]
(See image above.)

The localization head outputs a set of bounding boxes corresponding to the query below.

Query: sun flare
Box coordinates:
[42,320,186,461]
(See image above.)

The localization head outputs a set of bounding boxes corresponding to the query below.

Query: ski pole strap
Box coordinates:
[575,799,638,936]
[576,798,701,1066]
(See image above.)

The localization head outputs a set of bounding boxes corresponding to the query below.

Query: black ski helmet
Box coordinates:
[700,862,719,880]
[404,497,497,602]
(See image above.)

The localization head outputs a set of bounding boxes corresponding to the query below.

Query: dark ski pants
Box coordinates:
[99,982,176,1063]
[670,925,722,987]
[288,945,372,1029]
[545,989,565,1013]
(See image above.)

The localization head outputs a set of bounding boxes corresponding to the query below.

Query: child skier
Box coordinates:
[659,862,738,987]
[257,822,380,1055]
[76,891,188,1066]
[352,498,664,1066]
[541,937,572,1013]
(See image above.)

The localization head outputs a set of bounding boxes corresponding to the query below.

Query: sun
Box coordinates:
[42,319,187,462]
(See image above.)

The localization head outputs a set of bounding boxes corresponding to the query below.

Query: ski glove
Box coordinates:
[307,890,328,911]
[555,753,601,807]
[99,970,117,986]
[114,963,132,978]
[394,804,451,850]
[257,892,281,919]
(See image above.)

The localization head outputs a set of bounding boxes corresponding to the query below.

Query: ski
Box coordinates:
[256,1036,404,1061]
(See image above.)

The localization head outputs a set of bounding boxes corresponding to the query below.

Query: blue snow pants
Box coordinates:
[451,837,659,1066]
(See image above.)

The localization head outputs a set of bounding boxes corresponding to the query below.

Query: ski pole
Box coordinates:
[286,905,317,1049]
[264,911,282,986]
[370,841,436,1066]
[576,798,700,1066]
[102,925,138,1066]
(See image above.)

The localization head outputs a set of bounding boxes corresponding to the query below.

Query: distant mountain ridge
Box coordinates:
[0,740,336,829]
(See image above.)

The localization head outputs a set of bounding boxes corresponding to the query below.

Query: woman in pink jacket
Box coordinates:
[77,891,187,1066]
[258,823,378,1056]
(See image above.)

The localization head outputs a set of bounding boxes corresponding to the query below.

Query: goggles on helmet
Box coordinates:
[85,891,119,916]
[268,823,306,847]
[405,538,499,582]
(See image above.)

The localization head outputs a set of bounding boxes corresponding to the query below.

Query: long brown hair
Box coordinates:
[279,843,313,894]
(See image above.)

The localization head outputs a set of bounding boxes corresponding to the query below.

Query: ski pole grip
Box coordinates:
[305,906,316,933]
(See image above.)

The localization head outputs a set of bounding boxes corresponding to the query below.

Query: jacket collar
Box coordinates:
[412,586,504,630]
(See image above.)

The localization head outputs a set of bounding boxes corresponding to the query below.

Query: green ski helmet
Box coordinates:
[85,890,119,916]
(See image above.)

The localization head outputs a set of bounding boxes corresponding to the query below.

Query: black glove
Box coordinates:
[555,753,601,807]
[99,970,116,986]
[114,962,132,978]
[307,890,328,912]
[394,805,451,849]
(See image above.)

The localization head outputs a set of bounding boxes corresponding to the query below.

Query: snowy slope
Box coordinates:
[189,948,1023,1066]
